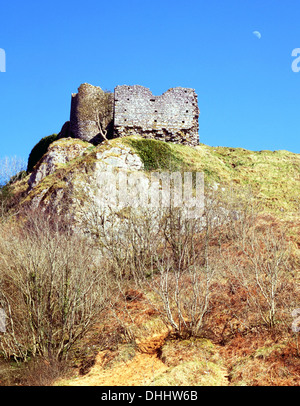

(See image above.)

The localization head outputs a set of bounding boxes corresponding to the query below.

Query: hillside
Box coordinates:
[127,137,300,217]
[10,135,300,219]
[0,135,299,387]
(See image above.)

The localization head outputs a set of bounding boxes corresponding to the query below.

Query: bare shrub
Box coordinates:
[235,224,295,329]
[0,156,26,187]
[0,208,110,363]
[218,191,298,331]
[142,197,229,338]
[0,156,26,220]
[0,357,71,386]
[86,196,227,338]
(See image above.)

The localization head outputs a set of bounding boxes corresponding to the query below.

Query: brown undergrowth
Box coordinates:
[0,203,298,386]
[55,278,299,386]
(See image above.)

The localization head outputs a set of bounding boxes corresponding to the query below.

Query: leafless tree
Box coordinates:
[0,156,26,221]
[0,209,111,363]
[0,156,26,186]
[234,224,293,329]
[218,190,297,331]
[83,198,225,338]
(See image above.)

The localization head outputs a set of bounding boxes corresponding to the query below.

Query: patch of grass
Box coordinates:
[102,343,136,370]
[151,360,228,386]
[253,345,282,360]
[154,337,229,385]
[160,337,218,367]
[126,138,186,172]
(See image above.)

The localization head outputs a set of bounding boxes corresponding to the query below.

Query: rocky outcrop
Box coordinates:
[28,139,89,190]
[24,137,204,236]
[95,146,144,171]
[25,138,146,222]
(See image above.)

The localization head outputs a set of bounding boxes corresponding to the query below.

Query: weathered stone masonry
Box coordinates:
[68,83,200,147]
[70,83,114,143]
[114,85,199,146]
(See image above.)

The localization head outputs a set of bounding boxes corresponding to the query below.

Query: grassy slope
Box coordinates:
[125,137,300,218]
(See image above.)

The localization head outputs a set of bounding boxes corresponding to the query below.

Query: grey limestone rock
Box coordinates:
[28,139,88,190]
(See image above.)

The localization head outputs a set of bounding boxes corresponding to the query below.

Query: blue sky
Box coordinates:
[1,0,300,165]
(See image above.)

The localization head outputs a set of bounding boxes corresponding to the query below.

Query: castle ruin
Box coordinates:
[67,83,200,147]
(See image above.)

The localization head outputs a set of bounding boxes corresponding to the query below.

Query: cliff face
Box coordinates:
[22,138,146,228]
[16,136,300,227]
[28,139,89,190]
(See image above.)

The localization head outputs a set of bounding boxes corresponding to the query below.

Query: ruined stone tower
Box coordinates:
[69,83,199,146]
[70,83,114,144]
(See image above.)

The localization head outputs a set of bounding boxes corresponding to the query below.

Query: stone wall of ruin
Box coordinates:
[69,83,200,147]
[113,85,199,146]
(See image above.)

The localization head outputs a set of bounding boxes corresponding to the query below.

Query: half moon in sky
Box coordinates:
[253,31,262,39]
